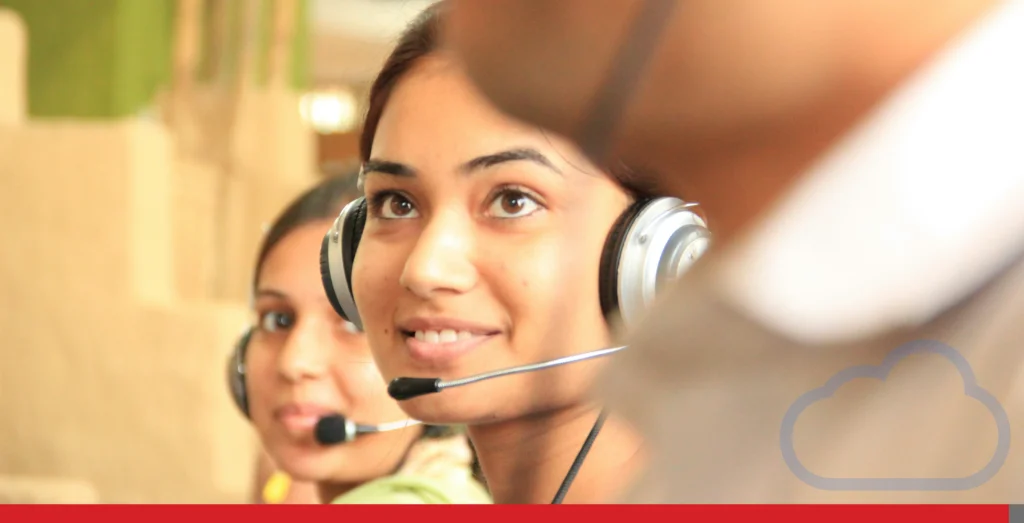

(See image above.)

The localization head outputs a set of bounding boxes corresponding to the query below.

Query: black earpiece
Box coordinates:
[321,196,710,330]
[227,326,255,418]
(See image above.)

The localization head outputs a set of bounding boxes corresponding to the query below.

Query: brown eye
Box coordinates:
[487,189,541,219]
[502,193,527,214]
[380,194,419,219]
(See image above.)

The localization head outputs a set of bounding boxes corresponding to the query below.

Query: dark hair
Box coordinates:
[358,1,653,199]
[360,1,444,163]
[252,173,361,291]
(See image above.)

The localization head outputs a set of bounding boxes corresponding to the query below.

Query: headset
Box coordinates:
[227,326,255,418]
[320,195,711,333]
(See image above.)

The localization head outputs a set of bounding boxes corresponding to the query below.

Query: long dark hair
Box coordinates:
[359,1,655,198]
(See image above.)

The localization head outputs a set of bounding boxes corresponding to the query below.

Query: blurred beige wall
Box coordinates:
[0,8,318,503]
[0,9,24,125]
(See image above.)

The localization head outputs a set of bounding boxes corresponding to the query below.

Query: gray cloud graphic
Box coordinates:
[779,339,1010,490]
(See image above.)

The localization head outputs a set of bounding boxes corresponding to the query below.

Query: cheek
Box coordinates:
[352,242,405,376]
[336,362,403,413]
[244,350,278,425]
[338,362,385,397]
[352,243,401,325]
[492,231,607,323]
[506,207,624,350]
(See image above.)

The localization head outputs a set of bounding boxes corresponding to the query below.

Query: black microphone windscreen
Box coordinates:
[388,377,442,400]
[314,414,348,445]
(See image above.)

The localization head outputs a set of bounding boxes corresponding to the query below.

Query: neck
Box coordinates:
[315,481,358,504]
[467,403,645,504]
[647,0,1003,245]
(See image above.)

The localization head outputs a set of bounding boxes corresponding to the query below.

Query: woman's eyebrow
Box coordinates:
[361,159,417,178]
[361,147,563,181]
[460,147,563,176]
[254,288,288,300]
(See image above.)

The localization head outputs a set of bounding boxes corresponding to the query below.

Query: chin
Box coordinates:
[283,450,371,484]
[279,455,335,483]
[394,380,532,426]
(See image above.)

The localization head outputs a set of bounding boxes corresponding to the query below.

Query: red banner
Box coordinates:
[0,504,1010,523]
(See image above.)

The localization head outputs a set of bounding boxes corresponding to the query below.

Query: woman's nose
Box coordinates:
[277,318,332,382]
[400,210,478,299]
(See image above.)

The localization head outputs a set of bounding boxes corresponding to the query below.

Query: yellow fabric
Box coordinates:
[261,471,292,504]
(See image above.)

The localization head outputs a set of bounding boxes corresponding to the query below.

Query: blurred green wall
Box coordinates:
[0,0,309,119]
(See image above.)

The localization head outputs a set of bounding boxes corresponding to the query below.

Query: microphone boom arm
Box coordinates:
[358,419,423,433]
[388,346,627,400]
[440,346,626,390]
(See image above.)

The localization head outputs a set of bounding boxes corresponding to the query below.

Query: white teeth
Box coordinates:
[413,330,478,344]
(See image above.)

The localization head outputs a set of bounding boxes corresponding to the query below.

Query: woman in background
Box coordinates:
[231,173,489,504]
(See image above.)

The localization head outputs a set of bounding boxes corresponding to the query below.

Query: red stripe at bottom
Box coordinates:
[0,504,1011,522]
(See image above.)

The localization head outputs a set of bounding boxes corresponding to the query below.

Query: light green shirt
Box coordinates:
[331,473,491,504]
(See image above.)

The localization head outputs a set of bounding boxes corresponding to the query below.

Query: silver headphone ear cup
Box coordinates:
[321,198,367,330]
[228,327,253,418]
[320,229,347,320]
[655,222,711,290]
[612,197,711,327]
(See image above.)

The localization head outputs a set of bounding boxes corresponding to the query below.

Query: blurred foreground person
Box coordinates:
[443,0,1024,502]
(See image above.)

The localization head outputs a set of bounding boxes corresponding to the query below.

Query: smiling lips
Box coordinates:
[398,317,501,365]
[275,403,334,433]
[413,329,476,343]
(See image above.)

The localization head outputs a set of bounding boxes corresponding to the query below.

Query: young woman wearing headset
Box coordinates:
[320,2,710,504]
[228,174,490,504]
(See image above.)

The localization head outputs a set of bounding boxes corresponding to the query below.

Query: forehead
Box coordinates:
[258,220,333,297]
[371,56,580,169]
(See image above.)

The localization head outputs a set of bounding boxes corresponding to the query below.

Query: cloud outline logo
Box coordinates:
[779,339,1010,491]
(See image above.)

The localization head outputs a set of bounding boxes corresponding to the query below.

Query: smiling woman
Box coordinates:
[321,1,697,504]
